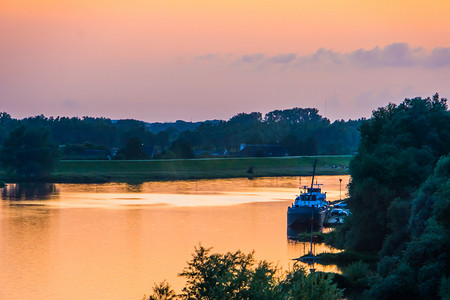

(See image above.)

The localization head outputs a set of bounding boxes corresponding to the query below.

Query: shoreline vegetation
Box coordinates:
[143,245,345,300]
[0,155,351,183]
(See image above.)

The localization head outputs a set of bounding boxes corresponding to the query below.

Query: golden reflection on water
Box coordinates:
[0,176,349,300]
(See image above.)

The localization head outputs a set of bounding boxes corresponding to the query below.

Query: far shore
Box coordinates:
[0,155,351,183]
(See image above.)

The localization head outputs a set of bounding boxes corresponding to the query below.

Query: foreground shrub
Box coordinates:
[145,245,343,300]
[146,281,176,300]
[281,265,344,300]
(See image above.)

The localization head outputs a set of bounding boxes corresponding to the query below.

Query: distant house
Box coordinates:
[239,144,289,157]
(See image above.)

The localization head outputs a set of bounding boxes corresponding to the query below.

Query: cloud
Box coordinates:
[347,43,424,68]
[195,53,218,60]
[239,53,265,63]
[198,43,450,69]
[297,43,430,69]
[297,48,344,66]
[268,53,297,64]
[427,47,450,67]
[61,99,81,110]
[299,44,450,69]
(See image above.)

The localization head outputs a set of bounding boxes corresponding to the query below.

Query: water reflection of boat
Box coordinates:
[291,229,319,273]
[287,160,328,229]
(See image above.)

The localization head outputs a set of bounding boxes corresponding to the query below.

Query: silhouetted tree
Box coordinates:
[345,94,450,253]
[368,155,450,299]
[145,245,343,300]
[115,137,149,160]
[170,139,194,159]
[0,126,59,179]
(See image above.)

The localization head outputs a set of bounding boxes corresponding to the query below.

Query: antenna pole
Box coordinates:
[310,159,317,190]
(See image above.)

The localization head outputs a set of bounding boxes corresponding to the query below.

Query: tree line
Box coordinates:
[331,93,450,299]
[0,108,362,161]
[175,109,362,157]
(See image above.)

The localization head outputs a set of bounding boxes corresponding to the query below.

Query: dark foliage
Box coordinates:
[0,107,362,160]
[170,138,195,159]
[368,159,450,299]
[0,126,59,180]
[115,137,149,160]
[60,142,111,160]
[176,108,362,156]
[337,93,450,299]
[145,245,343,300]
[345,94,450,253]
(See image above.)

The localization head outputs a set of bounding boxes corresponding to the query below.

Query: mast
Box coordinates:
[310,159,317,190]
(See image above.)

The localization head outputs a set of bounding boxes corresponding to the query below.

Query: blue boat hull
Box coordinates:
[287,206,327,229]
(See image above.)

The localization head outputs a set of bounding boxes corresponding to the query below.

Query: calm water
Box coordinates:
[0,176,349,300]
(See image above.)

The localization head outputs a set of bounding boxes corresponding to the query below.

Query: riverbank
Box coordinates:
[0,155,351,183]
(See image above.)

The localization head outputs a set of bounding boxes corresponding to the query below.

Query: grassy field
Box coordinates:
[49,155,351,182]
[0,155,351,183]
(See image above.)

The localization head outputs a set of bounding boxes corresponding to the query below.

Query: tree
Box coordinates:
[146,245,343,300]
[179,246,256,299]
[0,126,59,179]
[145,281,177,300]
[344,94,450,253]
[264,108,325,125]
[115,137,149,160]
[228,112,262,125]
[368,155,450,299]
[170,138,194,159]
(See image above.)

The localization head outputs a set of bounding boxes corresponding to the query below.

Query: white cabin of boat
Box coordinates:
[291,184,328,208]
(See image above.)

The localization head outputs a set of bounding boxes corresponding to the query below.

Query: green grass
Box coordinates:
[1,155,352,183]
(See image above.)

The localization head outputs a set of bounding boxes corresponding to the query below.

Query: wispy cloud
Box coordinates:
[61,99,82,111]
[427,47,450,68]
[196,43,450,69]
[195,53,218,60]
[239,53,265,63]
[269,53,297,64]
[297,48,343,67]
[347,43,424,68]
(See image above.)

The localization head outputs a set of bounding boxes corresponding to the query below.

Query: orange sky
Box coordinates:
[1,0,450,121]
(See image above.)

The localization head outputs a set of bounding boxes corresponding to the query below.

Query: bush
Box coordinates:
[146,245,344,300]
[283,267,343,300]
[368,263,417,299]
[418,262,445,300]
[440,276,450,300]
[342,261,371,289]
[323,222,350,249]
[377,256,400,278]
[179,245,255,299]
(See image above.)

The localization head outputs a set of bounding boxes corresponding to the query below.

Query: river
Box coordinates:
[0,175,349,300]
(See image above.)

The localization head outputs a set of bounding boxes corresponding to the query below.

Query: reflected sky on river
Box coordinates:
[0,176,349,300]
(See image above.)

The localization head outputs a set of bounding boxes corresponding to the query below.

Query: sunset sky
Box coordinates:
[1,0,450,122]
